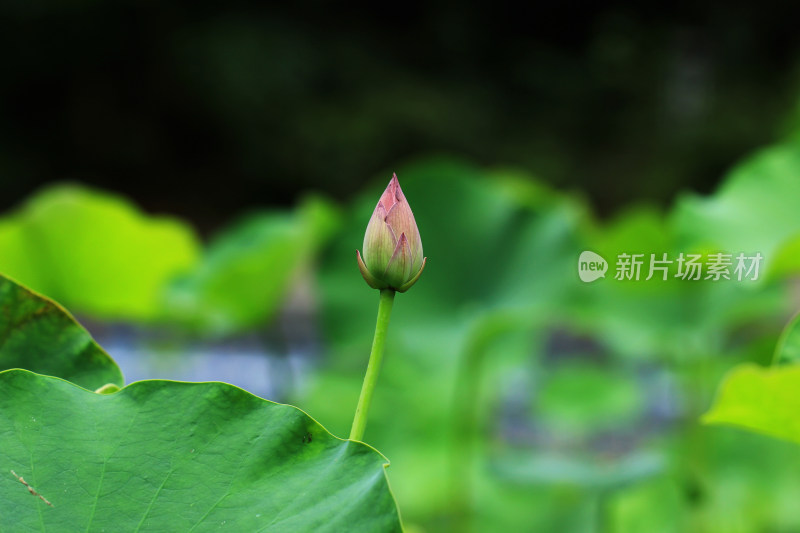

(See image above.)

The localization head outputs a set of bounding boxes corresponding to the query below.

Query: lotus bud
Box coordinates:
[357,173,426,292]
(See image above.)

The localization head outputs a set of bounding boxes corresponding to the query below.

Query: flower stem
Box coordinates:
[350,288,396,441]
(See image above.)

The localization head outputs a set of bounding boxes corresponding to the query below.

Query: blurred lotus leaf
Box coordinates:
[673,143,800,278]
[0,184,200,321]
[164,196,341,335]
[703,363,800,445]
[572,204,789,362]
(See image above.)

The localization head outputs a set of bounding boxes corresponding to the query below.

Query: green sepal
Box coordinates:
[357,250,388,290]
[396,257,427,293]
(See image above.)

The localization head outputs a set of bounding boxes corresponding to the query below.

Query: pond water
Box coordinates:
[87,322,316,402]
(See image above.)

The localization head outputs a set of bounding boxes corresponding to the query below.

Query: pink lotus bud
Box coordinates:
[357,174,426,292]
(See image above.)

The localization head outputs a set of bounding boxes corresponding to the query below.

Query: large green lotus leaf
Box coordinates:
[0,184,200,321]
[0,274,123,390]
[0,369,401,532]
[164,196,340,335]
[703,363,800,445]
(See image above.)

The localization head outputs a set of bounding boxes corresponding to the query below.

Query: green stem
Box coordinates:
[350,289,396,441]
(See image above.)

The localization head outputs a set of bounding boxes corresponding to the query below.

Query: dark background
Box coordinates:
[3,1,800,231]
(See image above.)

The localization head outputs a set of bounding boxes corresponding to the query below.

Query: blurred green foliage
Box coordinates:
[773,310,800,366]
[673,142,800,273]
[163,196,340,335]
[0,186,339,334]
[302,142,800,531]
[537,364,643,435]
[2,135,800,531]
